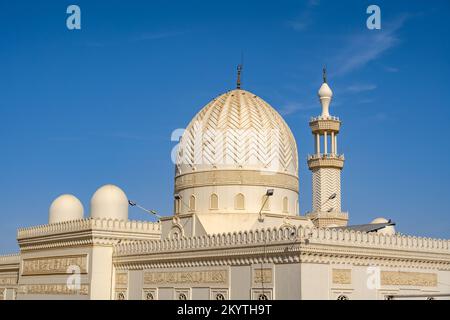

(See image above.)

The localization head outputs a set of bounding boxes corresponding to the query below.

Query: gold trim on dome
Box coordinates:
[175,170,299,193]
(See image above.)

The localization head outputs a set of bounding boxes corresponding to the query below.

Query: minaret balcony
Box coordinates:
[309,116,341,133]
[307,153,344,169]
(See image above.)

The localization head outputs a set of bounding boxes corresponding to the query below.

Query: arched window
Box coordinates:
[174,199,181,214]
[178,293,187,300]
[261,195,270,211]
[215,293,225,300]
[337,295,349,300]
[210,193,218,210]
[189,195,196,211]
[258,294,268,300]
[282,197,289,213]
[169,225,183,239]
[235,193,245,210]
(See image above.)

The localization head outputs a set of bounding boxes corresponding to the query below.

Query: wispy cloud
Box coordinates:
[345,84,377,93]
[383,66,399,73]
[332,14,410,76]
[357,98,375,104]
[373,112,388,121]
[278,102,316,116]
[286,0,320,31]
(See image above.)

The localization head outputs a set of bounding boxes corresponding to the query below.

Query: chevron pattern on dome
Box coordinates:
[176,89,298,177]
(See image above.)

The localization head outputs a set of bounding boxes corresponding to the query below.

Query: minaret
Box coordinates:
[306,69,348,227]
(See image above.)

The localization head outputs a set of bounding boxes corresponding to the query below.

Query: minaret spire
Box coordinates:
[318,68,333,118]
[306,68,347,228]
[236,64,243,89]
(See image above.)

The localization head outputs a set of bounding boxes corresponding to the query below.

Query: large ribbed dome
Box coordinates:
[175,89,298,177]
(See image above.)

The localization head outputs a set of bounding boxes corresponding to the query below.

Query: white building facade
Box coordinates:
[1,72,450,300]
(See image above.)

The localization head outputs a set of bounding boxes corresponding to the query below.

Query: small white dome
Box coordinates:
[49,194,84,224]
[318,83,333,98]
[90,184,128,221]
[371,217,396,235]
[371,217,389,224]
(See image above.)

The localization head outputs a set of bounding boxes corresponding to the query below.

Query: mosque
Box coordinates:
[0,69,449,300]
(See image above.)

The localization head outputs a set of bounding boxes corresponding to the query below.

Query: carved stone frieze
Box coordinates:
[22,255,87,276]
[381,271,437,287]
[332,268,351,284]
[144,270,228,285]
[253,268,273,284]
[17,284,89,295]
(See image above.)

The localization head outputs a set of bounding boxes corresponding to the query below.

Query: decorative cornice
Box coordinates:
[113,225,450,270]
[309,118,341,133]
[115,226,450,256]
[17,218,161,240]
[307,155,344,170]
[16,219,161,252]
[0,253,20,264]
[113,242,450,271]
[0,253,20,271]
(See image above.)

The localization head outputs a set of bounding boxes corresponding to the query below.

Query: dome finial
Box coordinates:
[322,65,327,83]
[236,64,243,89]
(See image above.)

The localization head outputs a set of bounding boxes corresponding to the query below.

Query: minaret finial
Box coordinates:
[236,64,243,89]
[318,66,333,118]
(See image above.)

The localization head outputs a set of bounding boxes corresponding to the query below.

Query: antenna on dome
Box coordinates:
[236,64,243,89]
[236,51,244,89]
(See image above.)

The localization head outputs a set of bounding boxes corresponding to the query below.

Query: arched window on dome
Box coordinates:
[261,195,270,211]
[189,195,196,211]
[235,193,245,210]
[282,197,289,213]
[210,193,218,210]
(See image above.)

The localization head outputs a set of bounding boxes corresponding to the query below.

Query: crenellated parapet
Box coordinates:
[114,225,450,257]
[17,218,161,252]
[309,116,341,133]
[0,253,20,268]
[0,253,20,277]
[17,218,161,239]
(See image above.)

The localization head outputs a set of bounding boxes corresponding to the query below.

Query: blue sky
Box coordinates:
[0,0,449,253]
